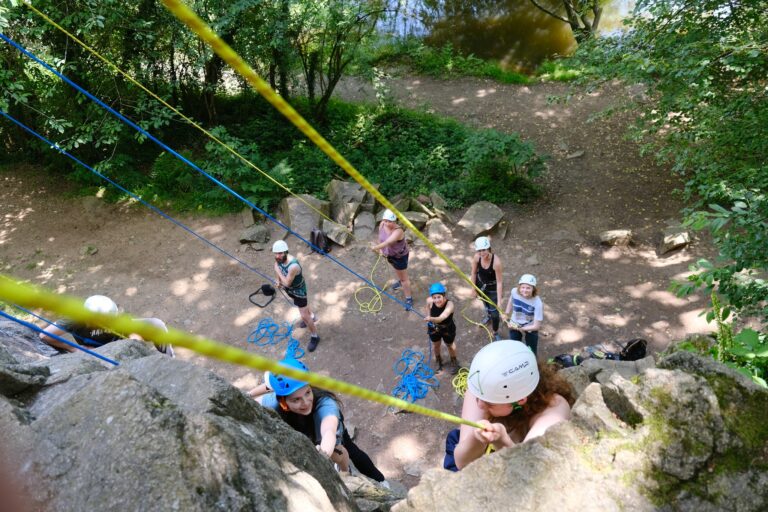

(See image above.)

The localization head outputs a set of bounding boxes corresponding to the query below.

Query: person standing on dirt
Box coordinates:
[370,209,413,311]
[470,236,503,340]
[249,357,386,483]
[443,340,574,471]
[505,274,543,356]
[39,294,174,356]
[273,240,321,352]
[424,282,460,374]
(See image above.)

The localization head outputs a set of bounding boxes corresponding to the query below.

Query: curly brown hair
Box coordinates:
[492,360,575,437]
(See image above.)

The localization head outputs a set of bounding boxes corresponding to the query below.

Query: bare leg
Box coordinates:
[299,305,317,336]
[330,444,350,472]
[447,343,458,360]
[394,268,411,299]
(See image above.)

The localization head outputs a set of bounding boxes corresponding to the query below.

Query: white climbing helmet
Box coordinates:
[467,340,539,404]
[519,274,537,287]
[83,295,118,315]
[474,236,491,251]
[272,240,289,253]
[382,209,397,222]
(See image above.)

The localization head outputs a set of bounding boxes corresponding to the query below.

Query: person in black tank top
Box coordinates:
[470,236,504,340]
[424,282,460,374]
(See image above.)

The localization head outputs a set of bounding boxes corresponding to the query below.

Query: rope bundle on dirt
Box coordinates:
[247,318,305,359]
[391,349,439,403]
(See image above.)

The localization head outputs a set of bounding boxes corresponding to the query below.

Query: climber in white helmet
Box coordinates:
[443,340,574,471]
[39,295,173,356]
[273,239,321,352]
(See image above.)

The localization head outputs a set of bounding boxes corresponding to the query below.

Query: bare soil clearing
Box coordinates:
[0,76,717,485]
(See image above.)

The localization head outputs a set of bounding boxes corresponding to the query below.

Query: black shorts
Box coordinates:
[287,292,308,308]
[386,253,409,271]
[428,325,456,345]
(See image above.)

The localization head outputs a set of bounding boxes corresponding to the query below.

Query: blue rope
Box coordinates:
[0,32,420,316]
[391,348,439,403]
[246,317,304,359]
[0,108,276,286]
[0,308,119,365]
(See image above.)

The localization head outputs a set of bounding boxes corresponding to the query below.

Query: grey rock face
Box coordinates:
[278,194,331,241]
[2,338,358,512]
[395,351,768,512]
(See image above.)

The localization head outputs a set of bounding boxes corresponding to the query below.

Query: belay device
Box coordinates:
[249,283,276,308]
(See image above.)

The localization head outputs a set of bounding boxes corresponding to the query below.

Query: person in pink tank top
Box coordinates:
[370,209,413,311]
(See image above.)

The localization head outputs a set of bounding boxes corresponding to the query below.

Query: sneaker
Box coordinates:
[391,280,402,291]
[450,359,460,375]
[480,314,491,325]
[298,313,317,329]
[493,333,501,341]
[434,358,444,373]
[404,297,414,311]
[308,336,320,352]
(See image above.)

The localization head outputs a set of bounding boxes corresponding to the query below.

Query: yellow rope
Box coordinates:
[353,253,386,314]
[0,274,483,429]
[21,0,354,241]
[159,0,506,317]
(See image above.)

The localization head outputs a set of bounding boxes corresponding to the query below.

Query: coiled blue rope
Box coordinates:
[391,348,439,403]
[247,317,304,359]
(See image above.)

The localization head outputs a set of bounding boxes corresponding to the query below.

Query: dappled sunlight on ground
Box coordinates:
[451,97,467,105]
[475,88,496,98]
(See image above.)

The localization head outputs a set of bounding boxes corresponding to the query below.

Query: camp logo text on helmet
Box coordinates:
[467,340,539,404]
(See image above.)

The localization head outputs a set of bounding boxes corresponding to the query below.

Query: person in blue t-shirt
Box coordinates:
[505,274,544,355]
[248,358,385,482]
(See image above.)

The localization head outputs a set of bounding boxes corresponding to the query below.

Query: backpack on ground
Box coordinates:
[619,338,647,361]
[310,227,330,254]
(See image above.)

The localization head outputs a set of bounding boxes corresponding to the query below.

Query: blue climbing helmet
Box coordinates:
[268,358,310,397]
[429,282,447,296]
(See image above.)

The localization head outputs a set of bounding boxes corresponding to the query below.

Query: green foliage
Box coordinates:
[365,37,529,84]
[566,0,768,327]
[535,59,586,82]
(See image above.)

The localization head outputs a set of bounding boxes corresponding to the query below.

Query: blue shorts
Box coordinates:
[386,253,409,271]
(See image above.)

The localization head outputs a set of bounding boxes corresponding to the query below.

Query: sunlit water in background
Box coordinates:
[378,0,636,70]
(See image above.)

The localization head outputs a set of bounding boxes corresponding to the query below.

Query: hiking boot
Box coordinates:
[308,335,320,352]
[391,280,402,291]
[450,358,460,375]
[298,313,317,329]
[404,297,414,311]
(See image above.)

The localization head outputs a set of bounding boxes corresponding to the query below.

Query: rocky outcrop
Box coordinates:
[0,330,359,512]
[394,351,768,512]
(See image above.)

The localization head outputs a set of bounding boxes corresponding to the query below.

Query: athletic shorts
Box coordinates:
[287,292,308,308]
[386,253,409,271]
[428,325,456,345]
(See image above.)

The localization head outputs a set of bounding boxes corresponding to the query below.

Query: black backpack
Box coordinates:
[619,338,648,361]
[310,227,330,254]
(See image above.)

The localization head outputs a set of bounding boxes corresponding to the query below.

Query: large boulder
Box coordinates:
[457,201,504,237]
[327,180,367,226]
[394,351,768,512]
[2,339,358,512]
[354,211,376,240]
[278,194,331,241]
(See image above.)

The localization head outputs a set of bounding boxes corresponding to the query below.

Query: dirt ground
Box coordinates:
[0,76,718,486]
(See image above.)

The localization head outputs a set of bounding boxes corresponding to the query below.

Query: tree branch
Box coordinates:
[529,0,570,24]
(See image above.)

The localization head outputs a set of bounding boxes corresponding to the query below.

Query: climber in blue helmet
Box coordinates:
[248,358,385,483]
[424,282,461,374]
